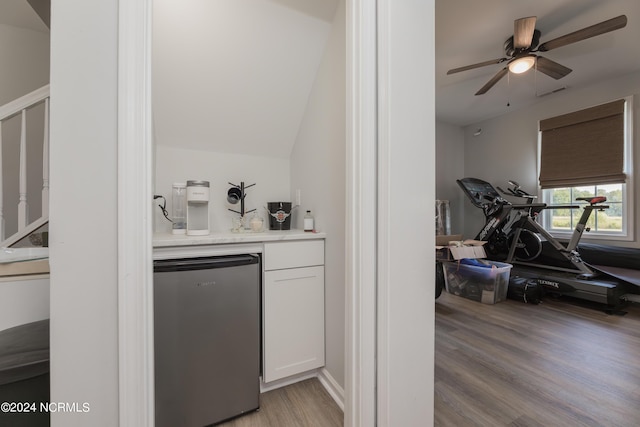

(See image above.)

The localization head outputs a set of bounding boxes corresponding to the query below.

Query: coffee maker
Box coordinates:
[186,180,210,235]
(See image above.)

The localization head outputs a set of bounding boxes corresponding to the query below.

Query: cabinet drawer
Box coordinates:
[264,240,324,271]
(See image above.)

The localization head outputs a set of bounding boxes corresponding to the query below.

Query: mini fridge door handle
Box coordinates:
[153,254,259,272]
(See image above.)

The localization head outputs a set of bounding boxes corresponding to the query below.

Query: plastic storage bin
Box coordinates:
[442,260,512,304]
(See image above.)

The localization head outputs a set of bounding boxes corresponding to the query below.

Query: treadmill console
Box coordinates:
[457,177,502,209]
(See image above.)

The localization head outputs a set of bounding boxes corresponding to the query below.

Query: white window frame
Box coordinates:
[537,95,634,242]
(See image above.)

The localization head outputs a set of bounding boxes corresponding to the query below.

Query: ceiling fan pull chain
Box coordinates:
[534,58,538,96]
[506,71,511,107]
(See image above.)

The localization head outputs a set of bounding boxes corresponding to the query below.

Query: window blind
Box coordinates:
[539,99,625,189]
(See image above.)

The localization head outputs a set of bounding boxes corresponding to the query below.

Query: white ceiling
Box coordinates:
[436,0,640,127]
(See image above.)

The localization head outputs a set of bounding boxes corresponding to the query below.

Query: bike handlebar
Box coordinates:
[497,185,537,200]
[545,204,580,209]
[510,203,547,209]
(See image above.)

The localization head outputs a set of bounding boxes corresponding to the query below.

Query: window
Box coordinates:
[542,183,626,236]
[538,96,633,240]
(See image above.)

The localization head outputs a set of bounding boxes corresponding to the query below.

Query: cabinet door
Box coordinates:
[263,265,325,383]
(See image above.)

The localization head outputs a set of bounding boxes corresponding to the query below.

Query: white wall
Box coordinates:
[152,0,335,158]
[461,71,640,245]
[154,146,290,233]
[0,276,49,331]
[435,121,464,234]
[0,23,49,106]
[49,1,119,426]
[290,0,346,389]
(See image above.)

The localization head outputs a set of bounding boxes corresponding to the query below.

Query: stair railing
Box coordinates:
[0,84,50,244]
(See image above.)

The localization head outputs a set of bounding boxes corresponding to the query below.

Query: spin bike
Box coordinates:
[457,177,629,308]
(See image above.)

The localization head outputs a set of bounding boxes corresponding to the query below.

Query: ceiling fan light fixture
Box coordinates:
[508,56,536,74]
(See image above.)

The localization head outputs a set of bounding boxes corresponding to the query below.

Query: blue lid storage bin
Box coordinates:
[442,260,512,304]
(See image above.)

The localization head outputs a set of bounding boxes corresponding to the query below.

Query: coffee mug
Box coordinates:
[227,187,242,204]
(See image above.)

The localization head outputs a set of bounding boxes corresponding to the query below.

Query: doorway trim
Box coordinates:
[116,0,435,425]
[117,0,155,425]
[116,0,381,424]
[345,0,378,425]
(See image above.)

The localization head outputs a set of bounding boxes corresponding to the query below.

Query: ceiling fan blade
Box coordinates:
[475,68,508,95]
[514,16,537,49]
[447,58,506,75]
[535,56,572,80]
[538,15,627,52]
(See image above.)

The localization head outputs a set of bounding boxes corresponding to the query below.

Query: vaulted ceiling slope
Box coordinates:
[0,0,49,106]
[0,0,48,32]
[153,0,339,158]
[436,0,640,126]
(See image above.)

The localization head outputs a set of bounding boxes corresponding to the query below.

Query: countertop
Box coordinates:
[153,229,326,248]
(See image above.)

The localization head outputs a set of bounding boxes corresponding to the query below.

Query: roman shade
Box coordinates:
[538,99,626,189]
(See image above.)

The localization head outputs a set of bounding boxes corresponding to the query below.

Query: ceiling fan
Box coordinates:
[447,15,627,95]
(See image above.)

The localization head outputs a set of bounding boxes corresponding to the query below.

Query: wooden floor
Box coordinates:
[218,378,344,427]
[218,294,639,426]
[435,292,640,427]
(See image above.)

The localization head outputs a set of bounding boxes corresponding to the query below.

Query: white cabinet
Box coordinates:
[263,240,325,383]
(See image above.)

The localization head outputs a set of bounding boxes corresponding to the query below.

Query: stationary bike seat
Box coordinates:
[576,196,607,205]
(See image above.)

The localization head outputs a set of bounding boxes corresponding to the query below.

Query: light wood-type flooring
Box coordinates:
[218,292,640,427]
[218,378,343,427]
[435,291,640,427]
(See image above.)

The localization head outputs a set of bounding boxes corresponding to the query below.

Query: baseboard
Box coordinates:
[260,370,319,393]
[317,367,345,411]
[259,367,345,411]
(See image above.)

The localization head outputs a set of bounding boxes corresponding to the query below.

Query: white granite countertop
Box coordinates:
[153,229,326,248]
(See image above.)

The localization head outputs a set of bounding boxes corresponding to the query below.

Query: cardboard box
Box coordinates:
[435,235,487,261]
[435,234,462,246]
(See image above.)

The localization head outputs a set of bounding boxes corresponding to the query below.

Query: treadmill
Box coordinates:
[457,177,636,309]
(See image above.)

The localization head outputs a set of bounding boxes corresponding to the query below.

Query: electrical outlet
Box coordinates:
[295,189,302,206]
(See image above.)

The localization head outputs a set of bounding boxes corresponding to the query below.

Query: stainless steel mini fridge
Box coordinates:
[154,254,260,427]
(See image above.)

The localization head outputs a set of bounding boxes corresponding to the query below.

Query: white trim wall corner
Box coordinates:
[50,1,120,426]
[318,367,346,411]
[345,0,436,426]
[117,0,154,426]
[376,0,435,426]
[624,95,635,242]
[345,0,378,426]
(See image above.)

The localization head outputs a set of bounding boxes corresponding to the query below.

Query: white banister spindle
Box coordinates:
[42,98,50,216]
[0,120,4,241]
[0,84,49,245]
[18,109,28,231]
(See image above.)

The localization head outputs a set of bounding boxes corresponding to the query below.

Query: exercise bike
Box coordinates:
[457,177,632,309]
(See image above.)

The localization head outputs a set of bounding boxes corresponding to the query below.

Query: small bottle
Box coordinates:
[171,183,187,234]
[304,210,314,232]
